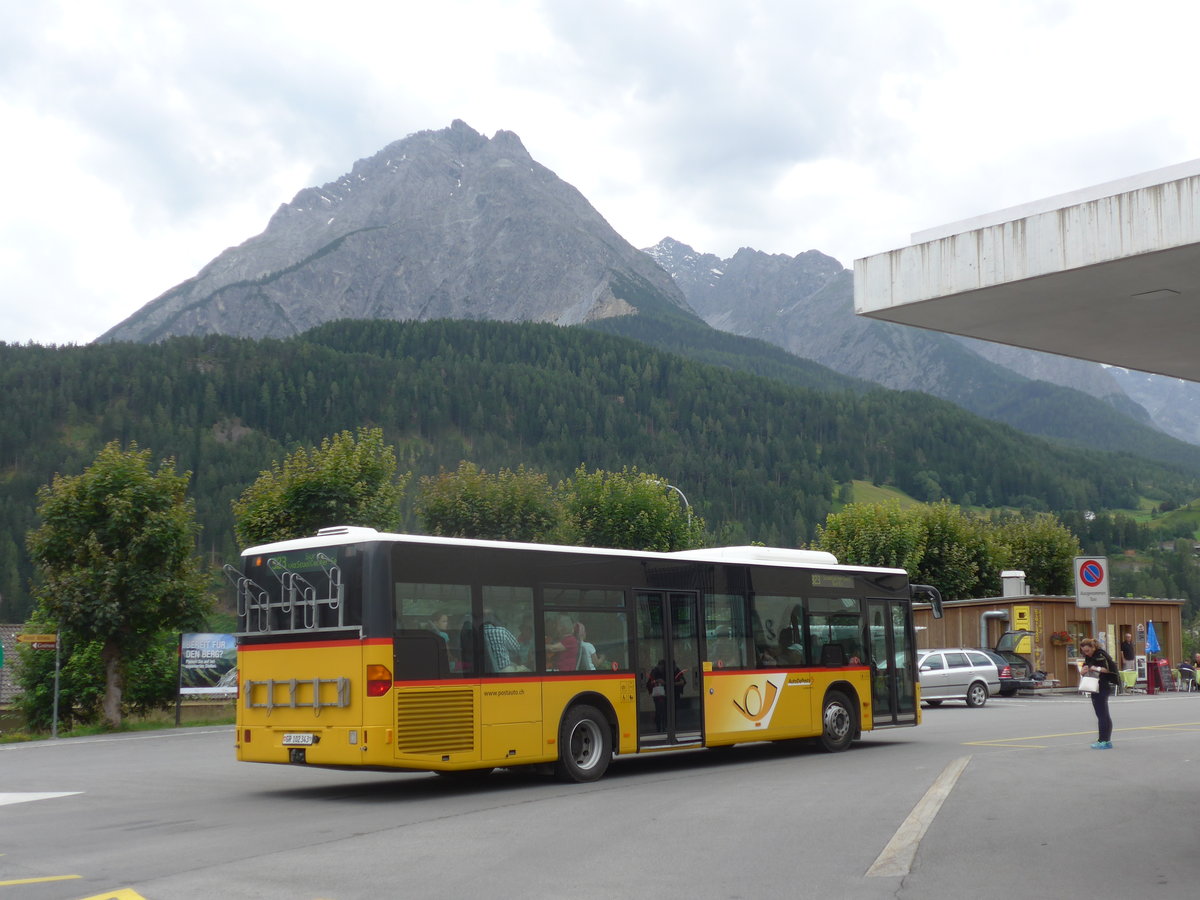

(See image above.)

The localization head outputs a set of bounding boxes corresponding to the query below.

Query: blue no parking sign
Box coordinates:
[1074,556,1110,608]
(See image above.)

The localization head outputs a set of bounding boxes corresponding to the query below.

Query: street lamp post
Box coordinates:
[652,480,692,526]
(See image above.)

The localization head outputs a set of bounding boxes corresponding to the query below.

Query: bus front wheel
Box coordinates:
[819,690,855,753]
[555,704,612,783]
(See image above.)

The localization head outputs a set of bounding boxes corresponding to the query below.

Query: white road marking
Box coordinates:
[1,727,233,751]
[0,792,82,806]
[866,754,972,877]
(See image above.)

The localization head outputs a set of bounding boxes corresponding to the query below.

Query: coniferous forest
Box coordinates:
[2,317,1199,621]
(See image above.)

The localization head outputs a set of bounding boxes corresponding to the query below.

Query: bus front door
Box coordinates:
[636,591,702,746]
[867,598,917,727]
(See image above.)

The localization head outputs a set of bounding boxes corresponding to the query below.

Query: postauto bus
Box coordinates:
[227,527,941,782]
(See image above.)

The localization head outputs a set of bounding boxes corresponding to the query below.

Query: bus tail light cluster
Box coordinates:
[366,664,393,697]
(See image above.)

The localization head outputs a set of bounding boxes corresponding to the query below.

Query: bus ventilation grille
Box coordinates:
[395,689,476,754]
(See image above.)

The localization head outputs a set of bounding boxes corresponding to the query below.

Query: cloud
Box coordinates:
[2,0,1200,343]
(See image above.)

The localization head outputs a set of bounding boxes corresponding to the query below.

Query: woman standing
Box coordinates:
[1080,637,1119,749]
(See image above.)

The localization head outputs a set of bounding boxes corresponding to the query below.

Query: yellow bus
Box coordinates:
[229,527,941,782]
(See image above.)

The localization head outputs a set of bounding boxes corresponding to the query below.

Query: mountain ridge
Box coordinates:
[98,120,692,343]
[643,236,1200,456]
[95,121,1200,464]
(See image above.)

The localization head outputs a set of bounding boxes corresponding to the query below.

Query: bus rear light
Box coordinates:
[366,664,393,696]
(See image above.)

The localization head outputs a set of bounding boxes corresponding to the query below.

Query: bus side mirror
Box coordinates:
[912,584,944,619]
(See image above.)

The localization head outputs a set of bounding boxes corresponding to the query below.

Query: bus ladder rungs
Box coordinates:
[244,677,351,712]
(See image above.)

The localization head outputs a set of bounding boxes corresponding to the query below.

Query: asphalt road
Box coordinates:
[4,690,1200,899]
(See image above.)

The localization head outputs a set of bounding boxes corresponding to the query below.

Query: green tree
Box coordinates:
[558,465,705,551]
[818,501,1080,600]
[25,441,210,728]
[912,502,1003,601]
[232,427,409,546]
[415,461,560,542]
[996,513,1081,595]
[815,501,926,573]
[14,625,179,732]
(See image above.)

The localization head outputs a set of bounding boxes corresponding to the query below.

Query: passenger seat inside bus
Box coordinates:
[820,644,846,667]
[394,629,450,679]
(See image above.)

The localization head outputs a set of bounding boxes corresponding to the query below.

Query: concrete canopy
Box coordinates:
[854,160,1200,383]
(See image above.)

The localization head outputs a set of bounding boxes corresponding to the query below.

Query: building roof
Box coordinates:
[854,159,1200,383]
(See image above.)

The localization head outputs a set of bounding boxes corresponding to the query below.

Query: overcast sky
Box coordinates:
[4,0,1199,345]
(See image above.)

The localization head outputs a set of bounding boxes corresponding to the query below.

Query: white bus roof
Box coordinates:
[242,527,908,577]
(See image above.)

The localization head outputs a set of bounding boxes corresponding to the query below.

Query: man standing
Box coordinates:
[1120,633,1136,670]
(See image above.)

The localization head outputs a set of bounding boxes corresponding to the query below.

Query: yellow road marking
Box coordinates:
[966,721,1200,748]
[77,891,146,900]
[0,875,81,886]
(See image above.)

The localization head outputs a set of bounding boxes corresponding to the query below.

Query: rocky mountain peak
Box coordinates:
[98,122,690,344]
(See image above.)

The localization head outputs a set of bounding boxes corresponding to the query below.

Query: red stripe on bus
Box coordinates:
[704,666,868,674]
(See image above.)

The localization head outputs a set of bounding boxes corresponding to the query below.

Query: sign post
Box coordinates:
[16,633,58,645]
[17,633,61,737]
[1074,557,1110,652]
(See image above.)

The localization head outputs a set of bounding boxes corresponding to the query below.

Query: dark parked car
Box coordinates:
[978,649,1024,696]
[991,631,1044,693]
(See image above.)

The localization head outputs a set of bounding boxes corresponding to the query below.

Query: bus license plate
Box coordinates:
[283,733,315,746]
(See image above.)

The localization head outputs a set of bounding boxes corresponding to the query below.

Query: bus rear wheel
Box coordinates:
[819,690,855,753]
[555,704,611,782]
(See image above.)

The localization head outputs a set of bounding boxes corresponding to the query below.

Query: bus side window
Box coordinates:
[394,582,471,678]
[705,592,747,669]
[750,595,803,669]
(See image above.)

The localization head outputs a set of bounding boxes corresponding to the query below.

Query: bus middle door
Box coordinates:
[636,591,702,746]
[867,598,917,727]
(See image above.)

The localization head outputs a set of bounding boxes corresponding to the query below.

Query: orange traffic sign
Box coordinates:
[16,633,57,644]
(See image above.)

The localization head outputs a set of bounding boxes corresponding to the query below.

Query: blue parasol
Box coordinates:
[1146,621,1161,656]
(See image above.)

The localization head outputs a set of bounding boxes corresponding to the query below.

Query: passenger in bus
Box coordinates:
[426,610,460,670]
[776,626,805,666]
[545,615,580,671]
[428,611,450,644]
[575,621,598,670]
[481,609,526,672]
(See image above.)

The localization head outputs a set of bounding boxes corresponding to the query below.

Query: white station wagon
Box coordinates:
[917,648,1001,708]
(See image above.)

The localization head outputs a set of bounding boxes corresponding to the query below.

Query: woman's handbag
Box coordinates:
[1078,674,1101,694]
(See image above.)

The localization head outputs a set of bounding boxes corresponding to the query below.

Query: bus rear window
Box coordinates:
[237,546,360,634]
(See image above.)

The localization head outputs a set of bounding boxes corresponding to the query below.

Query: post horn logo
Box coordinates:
[732,676,784,725]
